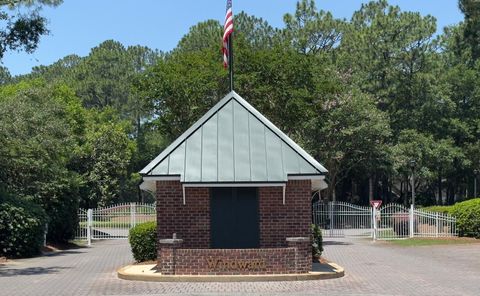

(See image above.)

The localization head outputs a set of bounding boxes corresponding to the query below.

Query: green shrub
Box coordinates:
[311,224,323,259]
[421,205,454,215]
[451,198,480,238]
[0,195,48,258]
[45,188,79,243]
[128,221,157,262]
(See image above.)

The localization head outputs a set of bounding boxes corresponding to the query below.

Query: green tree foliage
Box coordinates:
[134,0,480,205]
[0,80,80,242]
[459,0,480,62]
[0,79,137,241]
[0,65,11,84]
[307,91,392,199]
[4,0,480,252]
[176,19,222,52]
[235,11,278,49]
[341,0,437,114]
[141,48,227,141]
[83,122,136,207]
[283,0,345,55]
[0,0,61,59]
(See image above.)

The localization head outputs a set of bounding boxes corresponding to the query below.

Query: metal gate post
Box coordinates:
[328,202,333,232]
[130,203,136,228]
[409,204,414,238]
[435,212,439,238]
[373,207,377,240]
[87,209,93,246]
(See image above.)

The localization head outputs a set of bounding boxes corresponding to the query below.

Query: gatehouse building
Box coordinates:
[140,91,328,275]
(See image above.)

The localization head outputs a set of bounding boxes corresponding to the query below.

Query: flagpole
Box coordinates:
[228,33,234,91]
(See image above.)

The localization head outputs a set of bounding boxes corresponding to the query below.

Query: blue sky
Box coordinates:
[2,0,463,76]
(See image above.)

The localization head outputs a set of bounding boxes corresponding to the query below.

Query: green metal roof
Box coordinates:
[140,91,327,182]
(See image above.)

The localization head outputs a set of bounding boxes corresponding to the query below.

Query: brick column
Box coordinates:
[158,238,183,275]
[286,237,311,273]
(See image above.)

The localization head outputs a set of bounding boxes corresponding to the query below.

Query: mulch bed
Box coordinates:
[41,242,87,254]
[313,256,330,264]
[133,260,157,265]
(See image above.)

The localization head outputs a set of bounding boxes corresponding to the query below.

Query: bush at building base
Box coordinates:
[128,221,157,262]
[0,195,48,258]
[311,224,323,259]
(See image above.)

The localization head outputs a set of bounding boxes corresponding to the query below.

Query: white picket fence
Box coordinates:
[75,203,156,245]
[313,201,457,240]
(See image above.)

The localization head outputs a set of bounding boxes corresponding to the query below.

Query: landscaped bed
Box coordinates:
[384,237,479,247]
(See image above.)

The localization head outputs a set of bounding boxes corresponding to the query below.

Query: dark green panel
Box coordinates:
[210,187,259,249]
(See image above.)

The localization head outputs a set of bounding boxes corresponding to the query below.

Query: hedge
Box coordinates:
[451,198,480,238]
[0,195,48,258]
[421,205,454,215]
[423,198,480,238]
[128,221,157,262]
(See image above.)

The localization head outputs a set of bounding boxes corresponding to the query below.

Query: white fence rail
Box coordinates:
[313,201,457,240]
[313,202,373,237]
[414,207,457,238]
[75,203,155,245]
[376,204,411,240]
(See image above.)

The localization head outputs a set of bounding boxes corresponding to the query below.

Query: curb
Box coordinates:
[117,263,344,282]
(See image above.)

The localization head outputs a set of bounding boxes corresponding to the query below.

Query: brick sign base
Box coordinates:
[158,237,310,275]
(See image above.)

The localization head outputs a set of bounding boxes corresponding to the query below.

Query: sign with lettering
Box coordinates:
[206,258,266,271]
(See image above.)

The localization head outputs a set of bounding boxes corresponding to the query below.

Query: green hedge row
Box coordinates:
[421,205,454,215]
[0,195,48,258]
[128,221,157,262]
[422,198,480,238]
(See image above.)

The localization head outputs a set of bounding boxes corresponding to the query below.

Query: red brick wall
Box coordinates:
[259,180,312,248]
[156,179,312,274]
[156,181,210,248]
[287,238,312,273]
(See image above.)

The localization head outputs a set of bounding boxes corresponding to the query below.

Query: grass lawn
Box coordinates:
[386,237,479,247]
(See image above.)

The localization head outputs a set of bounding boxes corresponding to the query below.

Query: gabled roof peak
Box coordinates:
[140,91,327,182]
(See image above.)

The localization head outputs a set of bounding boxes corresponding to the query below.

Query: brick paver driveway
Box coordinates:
[1,238,479,296]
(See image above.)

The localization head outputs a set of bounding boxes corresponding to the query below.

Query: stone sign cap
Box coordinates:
[285,237,310,242]
[158,238,184,245]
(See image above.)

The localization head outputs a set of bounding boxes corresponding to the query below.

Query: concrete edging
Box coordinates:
[117,263,344,282]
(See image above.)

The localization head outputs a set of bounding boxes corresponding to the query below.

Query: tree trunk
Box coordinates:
[400,180,404,203]
[328,173,337,202]
[369,176,373,202]
[437,174,442,205]
[405,176,409,207]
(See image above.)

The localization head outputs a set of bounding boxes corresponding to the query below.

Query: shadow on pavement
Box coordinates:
[312,262,336,272]
[0,266,69,277]
[43,250,85,257]
[323,240,353,246]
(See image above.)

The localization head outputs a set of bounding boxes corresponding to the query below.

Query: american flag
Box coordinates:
[223,0,233,69]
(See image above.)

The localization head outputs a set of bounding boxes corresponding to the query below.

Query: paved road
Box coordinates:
[1,238,479,296]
